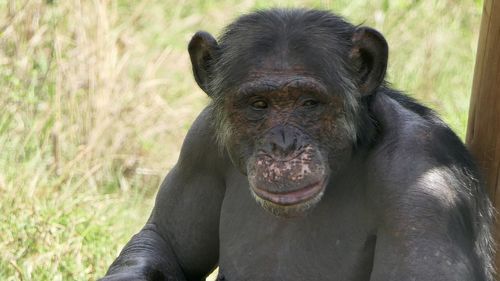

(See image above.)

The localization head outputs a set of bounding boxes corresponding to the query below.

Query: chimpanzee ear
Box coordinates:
[188,31,219,97]
[349,27,388,96]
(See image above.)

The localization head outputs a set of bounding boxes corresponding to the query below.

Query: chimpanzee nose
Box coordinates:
[263,125,300,157]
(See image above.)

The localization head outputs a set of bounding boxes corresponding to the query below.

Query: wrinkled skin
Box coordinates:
[225,75,350,216]
[99,9,494,281]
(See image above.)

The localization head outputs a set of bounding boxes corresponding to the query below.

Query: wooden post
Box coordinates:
[466,0,500,273]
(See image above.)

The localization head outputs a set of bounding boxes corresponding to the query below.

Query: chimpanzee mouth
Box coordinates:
[251,180,326,206]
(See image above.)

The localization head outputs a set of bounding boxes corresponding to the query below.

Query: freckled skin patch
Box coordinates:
[250,145,323,188]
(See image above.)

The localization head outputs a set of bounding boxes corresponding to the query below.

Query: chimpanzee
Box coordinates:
[99,9,494,281]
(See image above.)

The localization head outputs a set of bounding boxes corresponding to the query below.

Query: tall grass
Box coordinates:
[0,0,483,280]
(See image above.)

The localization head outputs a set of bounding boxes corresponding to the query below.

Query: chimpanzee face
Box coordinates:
[222,70,355,217]
[188,10,388,217]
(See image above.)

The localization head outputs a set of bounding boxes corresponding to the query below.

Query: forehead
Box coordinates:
[237,74,328,96]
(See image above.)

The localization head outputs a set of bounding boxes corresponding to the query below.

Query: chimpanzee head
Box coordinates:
[188,9,388,217]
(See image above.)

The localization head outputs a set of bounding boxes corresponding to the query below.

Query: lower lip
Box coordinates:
[251,180,326,206]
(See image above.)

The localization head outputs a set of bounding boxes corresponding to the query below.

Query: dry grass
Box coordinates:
[0,0,482,280]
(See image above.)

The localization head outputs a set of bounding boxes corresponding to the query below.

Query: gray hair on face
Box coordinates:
[210,98,233,154]
[336,74,362,144]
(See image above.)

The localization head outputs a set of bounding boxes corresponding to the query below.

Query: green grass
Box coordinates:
[0,0,483,280]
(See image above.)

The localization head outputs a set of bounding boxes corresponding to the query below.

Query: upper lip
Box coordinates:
[257,148,305,162]
[251,180,326,205]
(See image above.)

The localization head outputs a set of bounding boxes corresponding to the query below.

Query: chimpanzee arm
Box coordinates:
[100,223,186,281]
[100,107,226,281]
[368,166,488,281]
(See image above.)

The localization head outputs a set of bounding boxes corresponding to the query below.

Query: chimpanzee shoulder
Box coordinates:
[367,87,481,200]
[369,88,478,171]
[367,88,493,279]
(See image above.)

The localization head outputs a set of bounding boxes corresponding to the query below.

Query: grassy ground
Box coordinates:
[0,0,484,280]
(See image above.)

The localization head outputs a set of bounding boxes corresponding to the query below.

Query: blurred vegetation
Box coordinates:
[0,0,484,280]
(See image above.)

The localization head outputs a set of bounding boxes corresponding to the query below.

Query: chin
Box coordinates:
[249,181,327,218]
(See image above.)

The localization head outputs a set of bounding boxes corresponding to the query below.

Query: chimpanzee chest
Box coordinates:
[217,170,376,281]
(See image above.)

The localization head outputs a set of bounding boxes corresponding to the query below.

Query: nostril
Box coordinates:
[271,138,297,155]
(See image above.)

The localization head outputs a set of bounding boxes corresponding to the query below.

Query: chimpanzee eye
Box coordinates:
[251,100,268,110]
[302,99,319,107]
